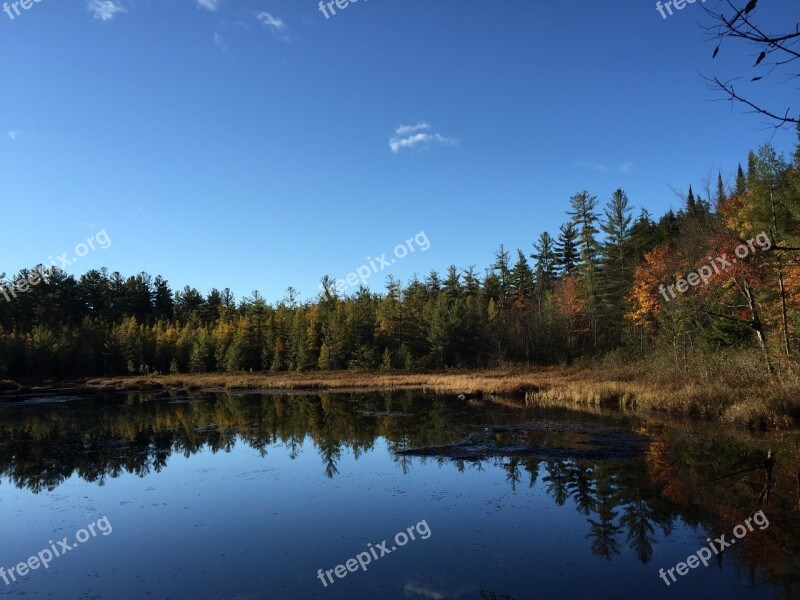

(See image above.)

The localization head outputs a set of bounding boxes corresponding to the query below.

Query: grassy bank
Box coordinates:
[71,351,800,430]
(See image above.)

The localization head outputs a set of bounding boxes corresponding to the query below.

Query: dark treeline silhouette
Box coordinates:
[2,135,800,378]
[0,391,797,590]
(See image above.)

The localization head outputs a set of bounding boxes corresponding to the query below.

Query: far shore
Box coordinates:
[2,365,798,431]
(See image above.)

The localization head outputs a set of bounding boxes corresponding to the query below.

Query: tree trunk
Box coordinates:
[742,279,773,374]
[770,188,791,356]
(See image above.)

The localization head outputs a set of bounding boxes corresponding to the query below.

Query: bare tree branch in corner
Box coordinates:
[702,0,800,127]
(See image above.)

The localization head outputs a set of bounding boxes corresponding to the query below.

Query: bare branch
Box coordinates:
[701,1,800,127]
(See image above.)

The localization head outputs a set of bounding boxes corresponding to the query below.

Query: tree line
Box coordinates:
[1,131,799,379]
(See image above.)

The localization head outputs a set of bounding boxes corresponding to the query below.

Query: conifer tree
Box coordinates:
[567,190,602,350]
[491,245,512,304]
[600,189,634,345]
[716,173,726,208]
[735,164,747,196]
[554,222,579,277]
[531,233,557,291]
[511,250,535,298]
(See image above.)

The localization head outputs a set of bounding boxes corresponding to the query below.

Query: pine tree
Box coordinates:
[462,266,481,296]
[629,209,657,258]
[491,245,512,304]
[241,291,268,371]
[531,233,557,290]
[686,185,697,216]
[554,222,579,277]
[567,190,602,349]
[567,191,601,276]
[443,266,462,300]
[600,189,634,345]
[716,173,726,208]
[511,250,535,298]
[735,164,747,196]
[601,190,633,266]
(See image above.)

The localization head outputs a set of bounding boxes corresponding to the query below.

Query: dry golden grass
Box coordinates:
[81,360,800,430]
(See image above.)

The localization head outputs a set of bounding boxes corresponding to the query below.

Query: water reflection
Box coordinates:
[0,391,797,595]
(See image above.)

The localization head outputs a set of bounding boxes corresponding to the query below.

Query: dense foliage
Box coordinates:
[2,132,800,378]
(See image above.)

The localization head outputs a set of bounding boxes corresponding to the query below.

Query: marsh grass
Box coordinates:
[78,351,800,430]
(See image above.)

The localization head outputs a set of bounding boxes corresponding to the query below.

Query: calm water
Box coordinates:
[0,391,798,599]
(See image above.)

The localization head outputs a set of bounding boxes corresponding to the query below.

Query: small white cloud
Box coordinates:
[619,161,634,174]
[256,11,287,37]
[395,122,430,136]
[389,123,458,153]
[196,0,219,10]
[87,0,126,21]
[8,131,19,141]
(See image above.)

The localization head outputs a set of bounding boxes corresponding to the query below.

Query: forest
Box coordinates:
[2,132,799,380]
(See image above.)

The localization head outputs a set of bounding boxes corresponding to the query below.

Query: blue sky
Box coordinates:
[2,0,797,302]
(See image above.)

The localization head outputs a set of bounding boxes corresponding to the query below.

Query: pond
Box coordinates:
[0,391,797,599]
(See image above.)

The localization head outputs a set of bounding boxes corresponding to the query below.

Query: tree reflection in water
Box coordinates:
[0,390,797,591]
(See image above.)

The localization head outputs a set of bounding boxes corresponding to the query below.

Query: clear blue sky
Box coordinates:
[2,0,797,302]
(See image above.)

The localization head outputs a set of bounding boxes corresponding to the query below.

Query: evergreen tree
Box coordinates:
[601,190,633,264]
[554,222,580,277]
[716,173,726,208]
[531,232,557,291]
[567,191,601,275]
[629,209,657,258]
[686,185,697,215]
[153,276,174,322]
[600,189,634,345]
[443,266,462,300]
[491,245,512,303]
[567,190,602,350]
[511,250,535,299]
[735,164,747,196]
[462,266,482,296]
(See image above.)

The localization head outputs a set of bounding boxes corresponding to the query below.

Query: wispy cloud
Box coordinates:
[196,0,219,10]
[255,11,288,40]
[214,32,231,58]
[576,160,633,174]
[389,123,458,154]
[395,122,430,136]
[87,0,126,21]
[8,131,19,141]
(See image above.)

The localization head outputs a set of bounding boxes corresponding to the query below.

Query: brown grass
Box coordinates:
[80,358,800,430]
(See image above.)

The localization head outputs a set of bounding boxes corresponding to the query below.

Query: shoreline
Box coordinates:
[3,366,798,430]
